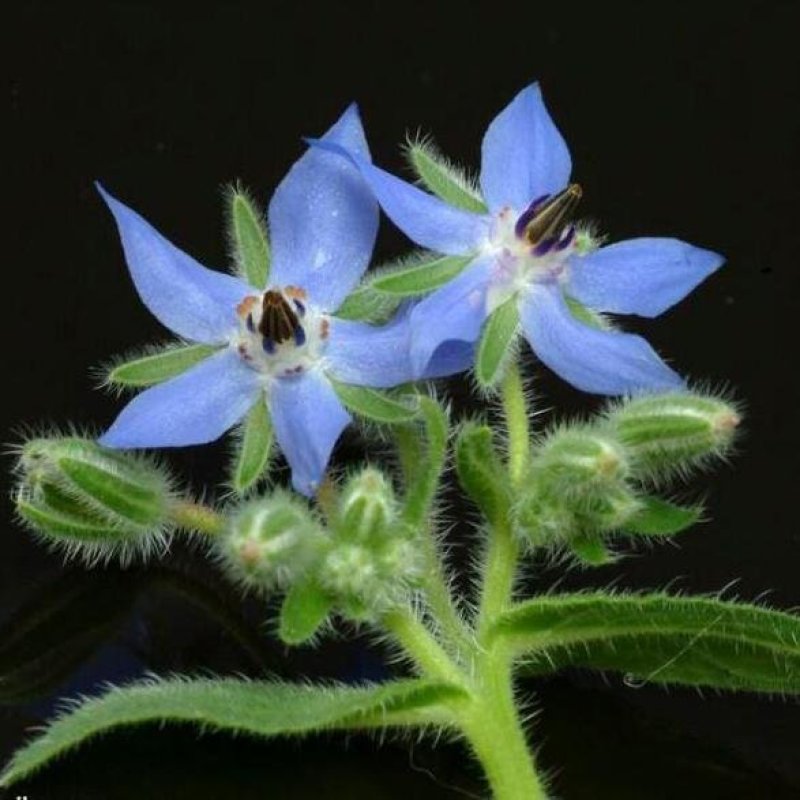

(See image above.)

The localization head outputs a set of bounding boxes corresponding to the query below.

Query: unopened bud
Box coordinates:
[216,493,325,592]
[14,436,173,563]
[535,428,628,491]
[606,392,740,480]
[338,468,397,543]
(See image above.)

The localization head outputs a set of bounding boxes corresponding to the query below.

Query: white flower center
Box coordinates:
[233,286,329,379]
[482,186,582,313]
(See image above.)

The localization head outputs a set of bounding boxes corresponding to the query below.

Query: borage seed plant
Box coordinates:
[4,83,798,800]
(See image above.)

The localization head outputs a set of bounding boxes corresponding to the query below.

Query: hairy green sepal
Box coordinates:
[230,397,273,494]
[406,139,487,212]
[228,187,270,288]
[476,298,519,389]
[332,381,419,424]
[105,343,219,389]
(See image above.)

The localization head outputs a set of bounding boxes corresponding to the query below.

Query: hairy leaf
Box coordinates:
[492,592,800,693]
[624,496,702,536]
[454,423,510,524]
[1,677,466,787]
[279,580,333,645]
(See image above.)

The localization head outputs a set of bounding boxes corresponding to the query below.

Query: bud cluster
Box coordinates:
[320,468,423,619]
[13,435,174,563]
[513,392,741,561]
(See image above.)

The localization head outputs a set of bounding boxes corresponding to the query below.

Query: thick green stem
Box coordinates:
[169,500,224,536]
[461,648,549,799]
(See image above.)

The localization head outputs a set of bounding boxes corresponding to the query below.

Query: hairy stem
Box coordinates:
[168,500,224,536]
[501,363,530,487]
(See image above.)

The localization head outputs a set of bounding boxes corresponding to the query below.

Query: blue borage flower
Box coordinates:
[311,83,724,395]
[97,105,459,496]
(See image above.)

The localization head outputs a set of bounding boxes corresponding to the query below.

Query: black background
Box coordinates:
[4,2,799,798]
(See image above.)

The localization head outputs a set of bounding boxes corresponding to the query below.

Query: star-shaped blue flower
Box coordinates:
[312,84,724,395]
[97,105,434,496]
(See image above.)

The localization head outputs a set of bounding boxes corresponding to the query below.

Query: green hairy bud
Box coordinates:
[216,493,325,592]
[321,470,422,618]
[13,436,174,563]
[338,467,397,543]
[606,392,741,480]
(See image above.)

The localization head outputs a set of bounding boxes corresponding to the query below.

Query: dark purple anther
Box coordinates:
[514,194,551,239]
[555,225,576,251]
[293,299,306,316]
[246,314,255,333]
[294,326,307,347]
[262,338,276,355]
[533,238,557,256]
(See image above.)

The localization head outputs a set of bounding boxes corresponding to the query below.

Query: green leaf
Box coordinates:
[230,398,273,494]
[105,343,220,389]
[228,187,270,288]
[401,397,449,526]
[279,579,333,645]
[334,284,402,323]
[624,496,702,536]
[475,298,519,389]
[332,382,419,424]
[454,423,509,524]
[1,677,466,787]
[492,592,800,693]
[370,253,473,297]
[405,138,487,213]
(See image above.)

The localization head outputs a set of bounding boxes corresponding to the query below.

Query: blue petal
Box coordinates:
[519,284,684,395]
[326,316,415,388]
[97,184,249,344]
[567,238,724,318]
[480,83,572,213]
[269,370,351,496]
[308,139,489,256]
[268,105,378,311]
[408,257,492,377]
[421,340,475,380]
[99,349,261,448]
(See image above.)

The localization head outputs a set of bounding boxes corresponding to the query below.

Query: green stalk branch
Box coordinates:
[169,500,224,536]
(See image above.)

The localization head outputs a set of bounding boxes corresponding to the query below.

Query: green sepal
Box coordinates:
[401,396,449,526]
[16,489,121,543]
[0,677,466,787]
[230,397,273,494]
[334,284,402,323]
[369,253,473,297]
[227,186,270,288]
[104,343,220,389]
[475,298,519,389]
[405,138,487,212]
[332,381,419,424]
[624,496,702,536]
[454,423,510,524]
[494,592,800,694]
[57,457,165,526]
[565,295,610,330]
[278,579,333,645]
[569,534,616,566]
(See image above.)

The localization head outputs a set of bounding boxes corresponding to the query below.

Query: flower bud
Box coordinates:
[534,427,629,492]
[320,522,423,619]
[338,468,397,544]
[14,436,173,563]
[215,493,325,592]
[606,392,740,480]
